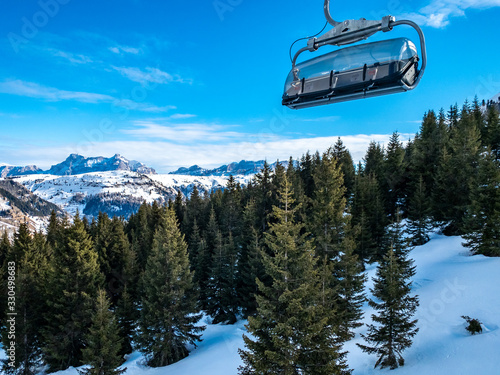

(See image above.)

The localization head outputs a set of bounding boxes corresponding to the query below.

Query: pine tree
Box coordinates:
[351,172,386,262]
[135,207,204,367]
[1,225,49,375]
[410,110,448,215]
[309,147,347,260]
[407,176,433,246]
[463,149,500,256]
[206,231,238,324]
[334,224,366,343]
[358,247,419,369]
[332,137,356,200]
[383,132,406,217]
[364,141,385,182]
[485,105,500,159]
[79,290,125,375]
[236,198,265,317]
[239,176,348,375]
[434,101,482,234]
[42,213,103,372]
[254,161,274,232]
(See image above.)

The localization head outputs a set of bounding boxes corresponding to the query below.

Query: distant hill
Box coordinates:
[0,154,156,177]
[169,160,297,177]
[0,179,63,218]
[0,165,43,178]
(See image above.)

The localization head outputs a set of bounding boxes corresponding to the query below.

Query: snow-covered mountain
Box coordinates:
[0,179,64,233]
[0,154,156,178]
[0,164,43,178]
[46,154,156,175]
[170,159,297,177]
[11,171,250,219]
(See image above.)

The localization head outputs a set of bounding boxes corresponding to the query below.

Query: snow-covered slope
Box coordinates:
[9,171,251,218]
[8,233,496,375]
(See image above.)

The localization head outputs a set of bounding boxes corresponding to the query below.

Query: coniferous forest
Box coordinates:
[1,98,499,374]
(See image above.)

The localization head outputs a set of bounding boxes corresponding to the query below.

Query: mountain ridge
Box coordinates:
[169,159,297,176]
[0,154,156,177]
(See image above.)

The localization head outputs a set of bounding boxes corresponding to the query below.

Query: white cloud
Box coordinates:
[169,114,197,120]
[123,122,248,143]
[109,45,142,55]
[402,0,500,28]
[49,49,94,65]
[112,66,189,85]
[0,80,114,103]
[8,133,410,173]
[0,80,177,113]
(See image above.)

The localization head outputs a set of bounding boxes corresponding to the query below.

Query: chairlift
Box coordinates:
[282,0,427,109]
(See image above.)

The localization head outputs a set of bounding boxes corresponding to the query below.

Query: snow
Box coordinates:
[1,233,499,374]
[149,173,250,192]
[8,172,252,217]
[0,197,10,211]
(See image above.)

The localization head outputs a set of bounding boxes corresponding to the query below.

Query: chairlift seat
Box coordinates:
[283,38,420,109]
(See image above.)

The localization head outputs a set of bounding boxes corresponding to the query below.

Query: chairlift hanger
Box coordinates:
[282,0,427,109]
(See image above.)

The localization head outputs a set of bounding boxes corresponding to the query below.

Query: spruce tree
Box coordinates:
[351,172,386,262]
[310,147,347,260]
[407,176,433,246]
[332,137,356,200]
[236,198,265,317]
[42,213,103,372]
[485,104,500,159]
[79,290,125,375]
[334,224,366,343]
[135,207,204,367]
[383,132,406,218]
[1,225,48,375]
[358,247,419,369]
[206,231,238,324]
[239,176,348,375]
[463,149,500,256]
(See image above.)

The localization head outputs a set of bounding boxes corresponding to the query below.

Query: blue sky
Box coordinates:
[1,0,499,172]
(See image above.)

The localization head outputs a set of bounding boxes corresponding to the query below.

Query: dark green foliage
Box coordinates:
[135,207,204,367]
[239,176,349,375]
[309,147,347,260]
[205,231,238,324]
[461,316,483,335]
[433,103,482,233]
[351,171,386,262]
[332,137,356,200]
[407,175,433,246]
[42,214,103,372]
[384,209,416,279]
[79,290,126,375]
[95,215,136,306]
[358,247,419,370]
[236,199,265,317]
[383,132,406,218]
[253,161,274,232]
[334,225,366,343]
[1,225,49,375]
[463,150,500,256]
[484,105,500,159]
